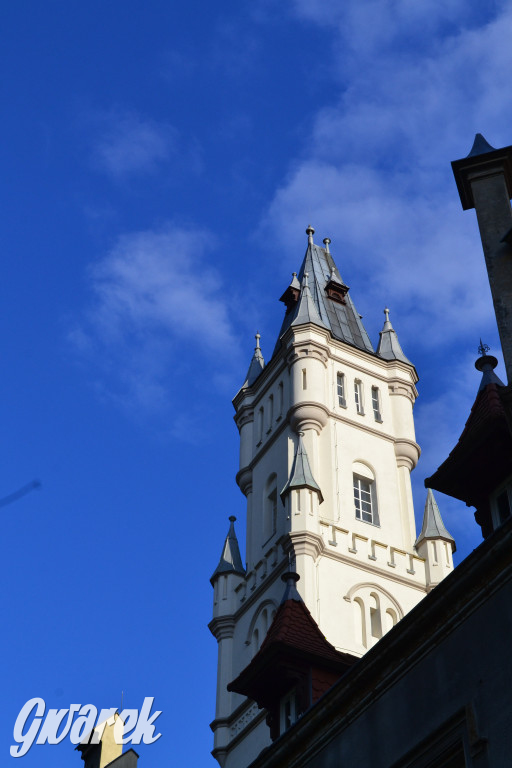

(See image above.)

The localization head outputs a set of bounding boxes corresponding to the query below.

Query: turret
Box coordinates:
[415,489,455,589]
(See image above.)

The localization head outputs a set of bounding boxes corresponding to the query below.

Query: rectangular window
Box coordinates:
[257,407,263,444]
[337,372,346,407]
[277,381,284,419]
[354,380,364,414]
[302,369,307,390]
[371,386,382,421]
[353,475,379,525]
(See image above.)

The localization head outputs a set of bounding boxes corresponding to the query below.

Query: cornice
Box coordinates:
[208,615,236,641]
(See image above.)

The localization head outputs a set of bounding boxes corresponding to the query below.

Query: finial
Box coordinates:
[303,272,309,288]
[478,338,490,356]
[384,307,390,322]
[229,515,236,523]
[306,225,315,244]
[292,272,297,277]
[323,237,331,253]
[255,332,261,349]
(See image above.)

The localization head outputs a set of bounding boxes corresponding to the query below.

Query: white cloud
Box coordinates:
[73,225,241,415]
[93,111,175,178]
[262,2,512,349]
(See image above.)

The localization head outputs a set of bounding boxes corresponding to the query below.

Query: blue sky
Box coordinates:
[1,1,511,766]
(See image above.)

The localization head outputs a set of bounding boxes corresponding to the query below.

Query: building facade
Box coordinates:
[209,226,455,767]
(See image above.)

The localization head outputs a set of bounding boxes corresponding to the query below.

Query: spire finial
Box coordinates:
[384,307,390,322]
[255,332,261,350]
[229,515,236,523]
[303,272,309,288]
[306,225,315,245]
[478,338,490,356]
[323,237,331,253]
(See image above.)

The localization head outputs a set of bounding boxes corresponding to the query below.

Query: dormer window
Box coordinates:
[280,689,299,734]
[491,481,512,529]
[324,269,349,305]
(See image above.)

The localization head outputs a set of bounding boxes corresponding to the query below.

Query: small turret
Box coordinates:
[415,490,455,589]
[242,333,265,388]
[376,308,412,365]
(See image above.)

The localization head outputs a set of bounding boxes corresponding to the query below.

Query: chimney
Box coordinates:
[452,134,512,384]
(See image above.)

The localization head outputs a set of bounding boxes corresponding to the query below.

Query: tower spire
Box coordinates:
[210,516,245,584]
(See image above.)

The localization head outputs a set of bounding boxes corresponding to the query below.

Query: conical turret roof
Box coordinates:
[415,489,455,552]
[376,308,412,365]
[210,516,245,584]
[281,434,323,504]
[242,333,265,388]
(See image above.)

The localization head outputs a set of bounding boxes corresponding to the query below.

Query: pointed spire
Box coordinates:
[280,570,302,604]
[415,490,455,552]
[290,272,327,329]
[475,343,505,391]
[242,332,265,387]
[210,516,246,584]
[376,307,412,365]
[467,133,496,158]
[280,433,324,504]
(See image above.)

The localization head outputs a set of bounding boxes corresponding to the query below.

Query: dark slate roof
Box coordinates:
[210,516,245,584]
[280,434,324,504]
[476,354,505,391]
[376,308,412,365]
[290,273,326,329]
[242,334,265,388]
[274,241,374,356]
[415,489,455,551]
[467,133,496,157]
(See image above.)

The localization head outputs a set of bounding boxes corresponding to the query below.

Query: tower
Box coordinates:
[209,227,455,768]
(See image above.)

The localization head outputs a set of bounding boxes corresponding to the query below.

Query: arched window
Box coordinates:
[353,462,379,526]
[347,584,403,650]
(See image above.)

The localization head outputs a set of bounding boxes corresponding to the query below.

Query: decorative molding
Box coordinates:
[394,439,421,469]
[236,467,253,496]
[288,402,329,434]
[208,616,236,641]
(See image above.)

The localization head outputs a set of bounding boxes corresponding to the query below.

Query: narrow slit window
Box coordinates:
[267,395,274,431]
[257,407,264,444]
[354,380,364,414]
[277,382,284,419]
[302,369,307,390]
[371,386,382,422]
[337,372,346,407]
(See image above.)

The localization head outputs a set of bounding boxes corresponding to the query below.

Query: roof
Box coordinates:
[210,516,245,584]
[452,133,512,210]
[242,334,265,388]
[280,434,323,504]
[425,356,512,511]
[274,237,374,356]
[228,573,354,701]
[376,308,412,365]
[415,489,455,552]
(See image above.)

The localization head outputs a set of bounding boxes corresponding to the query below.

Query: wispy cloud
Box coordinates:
[92,110,176,178]
[261,2,512,349]
[258,1,512,554]
[72,225,241,419]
